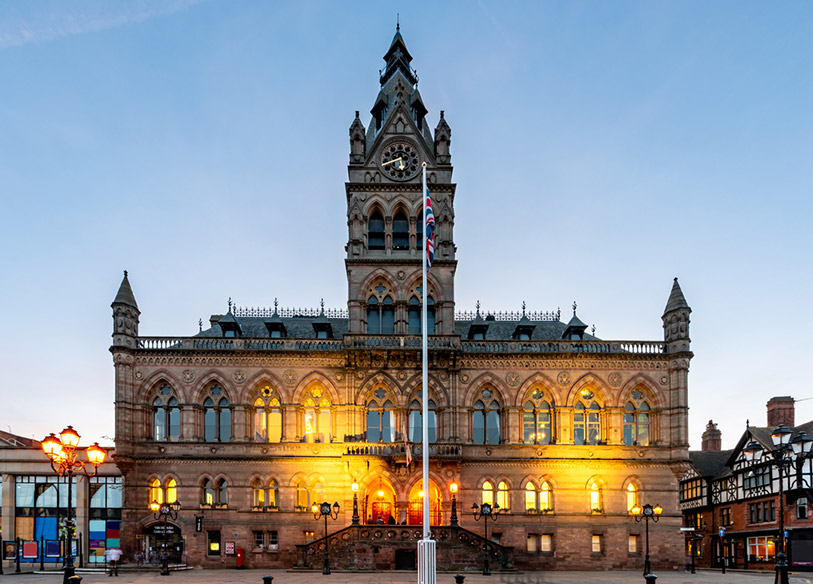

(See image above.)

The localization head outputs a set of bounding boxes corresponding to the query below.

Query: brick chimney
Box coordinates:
[701,420,722,452]
[767,396,795,428]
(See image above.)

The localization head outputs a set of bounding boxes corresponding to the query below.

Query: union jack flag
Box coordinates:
[425,187,435,268]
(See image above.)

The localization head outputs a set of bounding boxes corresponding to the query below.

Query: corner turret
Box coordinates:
[349,111,366,164]
[662,277,691,353]
[111,270,140,349]
[434,111,451,165]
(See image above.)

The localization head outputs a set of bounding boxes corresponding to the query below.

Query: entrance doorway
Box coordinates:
[407,478,442,526]
[143,523,184,565]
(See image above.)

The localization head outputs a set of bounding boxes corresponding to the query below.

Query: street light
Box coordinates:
[312,501,340,574]
[472,501,500,575]
[149,500,181,576]
[41,427,107,584]
[351,481,360,525]
[630,502,663,583]
[449,483,458,525]
[743,425,813,584]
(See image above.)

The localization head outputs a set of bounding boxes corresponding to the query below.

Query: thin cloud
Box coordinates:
[0,0,206,49]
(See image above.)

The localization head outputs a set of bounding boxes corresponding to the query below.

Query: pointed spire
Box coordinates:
[112,270,138,309]
[381,24,417,86]
[663,277,690,315]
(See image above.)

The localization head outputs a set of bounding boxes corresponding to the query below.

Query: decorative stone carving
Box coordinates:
[397,270,406,280]
[135,370,144,380]
[608,373,622,387]
[335,373,343,381]
[283,370,298,385]
[461,374,469,383]
[505,372,520,386]
[182,369,196,383]
[356,370,366,380]
[557,371,570,386]
[660,375,669,385]
[233,370,246,383]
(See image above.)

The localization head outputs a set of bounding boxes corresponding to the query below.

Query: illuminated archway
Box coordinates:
[364,479,397,525]
[407,478,442,526]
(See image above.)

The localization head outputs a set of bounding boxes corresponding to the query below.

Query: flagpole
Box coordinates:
[418,162,435,584]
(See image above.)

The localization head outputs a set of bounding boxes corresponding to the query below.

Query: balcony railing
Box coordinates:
[135,336,663,355]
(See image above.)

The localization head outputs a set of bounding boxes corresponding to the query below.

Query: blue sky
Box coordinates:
[1,1,811,449]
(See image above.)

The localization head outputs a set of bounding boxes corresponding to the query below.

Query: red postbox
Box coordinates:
[235,546,245,569]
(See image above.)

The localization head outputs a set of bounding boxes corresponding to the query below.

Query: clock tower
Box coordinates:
[345,27,457,335]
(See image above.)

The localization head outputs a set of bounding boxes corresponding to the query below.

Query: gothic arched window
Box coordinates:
[588,481,603,513]
[525,483,537,511]
[473,393,501,445]
[368,210,385,250]
[366,398,395,443]
[573,401,601,445]
[497,481,510,512]
[149,478,163,504]
[540,481,552,511]
[626,482,639,512]
[215,479,228,506]
[408,295,436,335]
[523,388,553,444]
[254,386,282,443]
[152,385,180,441]
[367,294,395,334]
[203,386,231,442]
[202,479,215,506]
[624,395,652,446]
[409,398,437,443]
[302,385,331,443]
[393,210,409,250]
[481,481,494,506]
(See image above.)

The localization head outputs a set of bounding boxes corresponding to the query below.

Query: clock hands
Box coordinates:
[382,156,406,171]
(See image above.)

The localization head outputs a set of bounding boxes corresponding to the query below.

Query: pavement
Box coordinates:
[1,567,810,584]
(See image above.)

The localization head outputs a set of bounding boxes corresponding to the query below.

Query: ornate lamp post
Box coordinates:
[312,501,340,574]
[449,482,458,525]
[743,425,812,584]
[41,427,107,584]
[149,500,181,575]
[630,502,662,583]
[472,501,500,576]
[351,481,360,525]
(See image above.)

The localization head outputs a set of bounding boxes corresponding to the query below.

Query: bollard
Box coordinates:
[644,574,657,584]
[454,575,465,584]
[68,576,83,584]
[262,576,274,584]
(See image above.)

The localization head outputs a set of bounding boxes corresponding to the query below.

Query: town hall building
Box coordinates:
[108,28,693,571]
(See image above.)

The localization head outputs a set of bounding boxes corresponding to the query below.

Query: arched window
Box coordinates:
[368,210,385,250]
[481,481,494,506]
[497,481,510,512]
[152,386,180,441]
[252,479,265,508]
[525,483,537,511]
[523,390,553,444]
[203,386,231,442]
[215,479,228,506]
[573,401,601,445]
[366,398,395,443]
[367,294,395,334]
[408,294,436,335]
[626,483,639,512]
[165,479,177,504]
[393,210,409,250]
[624,396,652,446]
[268,480,278,508]
[409,399,437,443]
[540,481,552,512]
[473,396,501,445]
[295,481,309,510]
[254,386,283,443]
[302,385,332,443]
[416,211,424,249]
[589,481,602,513]
[202,479,215,505]
[149,478,163,504]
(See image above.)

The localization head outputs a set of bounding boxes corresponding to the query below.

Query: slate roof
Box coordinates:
[689,450,732,479]
[197,315,598,341]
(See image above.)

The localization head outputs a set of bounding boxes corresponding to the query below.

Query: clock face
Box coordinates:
[380,141,421,180]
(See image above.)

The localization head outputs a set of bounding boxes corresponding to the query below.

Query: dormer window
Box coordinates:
[514,325,535,340]
[313,322,333,339]
[469,324,488,340]
[264,321,287,338]
[369,211,385,250]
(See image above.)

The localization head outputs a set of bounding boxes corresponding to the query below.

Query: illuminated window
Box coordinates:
[592,534,602,553]
[149,478,163,504]
[626,483,639,512]
[165,479,177,504]
[589,482,602,513]
[252,479,265,508]
[523,398,552,445]
[253,386,282,443]
[296,481,310,510]
[482,481,494,506]
[540,482,552,512]
[202,479,215,506]
[207,530,221,556]
[302,385,332,443]
[525,483,537,511]
[629,535,640,554]
[497,481,510,511]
